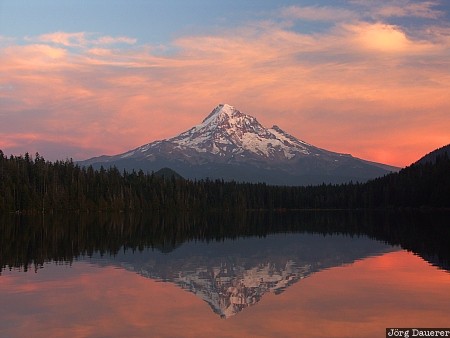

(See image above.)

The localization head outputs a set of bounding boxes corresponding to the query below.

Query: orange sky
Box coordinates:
[1,3,450,166]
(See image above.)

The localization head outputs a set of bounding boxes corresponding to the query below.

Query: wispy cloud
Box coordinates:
[372,0,444,20]
[93,35,137,45]
[347,0,445,25]
[28,32,137,48]
[34,32,88,47]
[279,5,357,22]
[0,35,16,45]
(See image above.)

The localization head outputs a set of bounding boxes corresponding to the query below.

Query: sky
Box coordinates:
[1,0,449,167]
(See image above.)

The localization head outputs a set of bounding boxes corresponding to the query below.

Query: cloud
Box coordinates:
[0,35,16,45]
[344,22,436,53]
[279,5,356,22]
[33,32,88,47]
[349,0,445,21]
[280,1,445,24]
[374,0,444,19]
[350,23,411,52]
[1,9,449,166]
[1,44,69,75]
[29,32,137,48]
[93,35,137,45]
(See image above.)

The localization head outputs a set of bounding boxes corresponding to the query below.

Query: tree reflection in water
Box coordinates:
[1,210,449,275]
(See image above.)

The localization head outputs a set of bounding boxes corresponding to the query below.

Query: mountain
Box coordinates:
[89,233,394,318]
[417,144,450,165]
[154,167,184,180]
[365,143,450,208]
[80,104,398,185]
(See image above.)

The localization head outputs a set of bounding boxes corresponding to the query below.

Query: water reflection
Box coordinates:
[1,210,449,274]
[1,210,449,337]
[90,234,394,318]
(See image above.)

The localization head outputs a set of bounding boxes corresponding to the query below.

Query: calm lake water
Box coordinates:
[1,211,449,338]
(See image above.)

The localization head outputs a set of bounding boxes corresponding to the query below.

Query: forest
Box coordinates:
[0,149,449,213]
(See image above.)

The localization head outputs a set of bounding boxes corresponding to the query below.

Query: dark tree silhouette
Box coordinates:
[0,149,449,213]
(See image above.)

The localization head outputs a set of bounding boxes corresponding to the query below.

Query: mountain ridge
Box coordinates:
[417,144,450,165]
[80,104,399,185]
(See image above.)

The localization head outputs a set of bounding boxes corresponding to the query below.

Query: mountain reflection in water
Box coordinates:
[89,233,394,318]
[1,209,450,338]
[1,210,449,319]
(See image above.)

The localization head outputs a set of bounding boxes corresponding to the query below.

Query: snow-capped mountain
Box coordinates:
[161,103,311,160]
[81,104,398,185]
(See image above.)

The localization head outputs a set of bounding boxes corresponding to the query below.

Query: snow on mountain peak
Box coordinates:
[201,103,244,126]
[212,103,237,116]
[165,104,312,159]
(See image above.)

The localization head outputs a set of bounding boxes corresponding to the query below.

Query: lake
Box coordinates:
[1,211,449,338]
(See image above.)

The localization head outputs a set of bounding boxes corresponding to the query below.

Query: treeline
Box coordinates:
[0,149,449,212]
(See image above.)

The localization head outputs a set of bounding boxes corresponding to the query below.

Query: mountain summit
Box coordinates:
[80,104,398,185]
[167,103,311,161]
